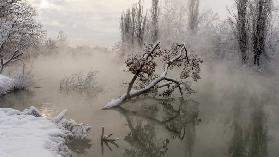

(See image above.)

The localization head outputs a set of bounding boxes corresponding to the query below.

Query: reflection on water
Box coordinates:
[117,98,200,157]
[229,97,268,157]
[0,52,279,157]
[68,139,92,155]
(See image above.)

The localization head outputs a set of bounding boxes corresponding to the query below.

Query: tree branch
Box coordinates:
[126,42,160,96]
[0,50,23,73]
[104,43,190,109]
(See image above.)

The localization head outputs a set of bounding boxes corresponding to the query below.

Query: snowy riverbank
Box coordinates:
[0,107,91,157]
[0,75,15,95]
[0,73,33,96]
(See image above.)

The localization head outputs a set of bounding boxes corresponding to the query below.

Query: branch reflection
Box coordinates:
[118,98,201,157]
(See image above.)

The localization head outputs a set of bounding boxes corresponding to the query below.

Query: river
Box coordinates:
[1,50,279,157]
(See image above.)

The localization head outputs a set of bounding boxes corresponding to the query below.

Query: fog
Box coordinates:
[1,45,278,156]
[26,0,237,47]
[1,0,279,156]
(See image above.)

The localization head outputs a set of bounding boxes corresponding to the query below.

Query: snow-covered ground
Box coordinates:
[0,107,91,157]
[0,74,15,95]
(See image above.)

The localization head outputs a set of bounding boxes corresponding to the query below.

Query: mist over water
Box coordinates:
[2,0,279,156]
[1,48,279,157]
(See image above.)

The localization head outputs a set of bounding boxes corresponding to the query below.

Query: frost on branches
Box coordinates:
[0,0,43,73]
[104,42,203,109]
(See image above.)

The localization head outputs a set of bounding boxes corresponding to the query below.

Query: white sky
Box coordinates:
[27,0,278,47]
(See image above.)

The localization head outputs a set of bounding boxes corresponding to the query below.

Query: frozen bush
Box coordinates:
[11,70,33,90]
[60,71,98,93]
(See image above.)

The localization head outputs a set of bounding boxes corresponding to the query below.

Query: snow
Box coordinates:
[0,106,92,157]
[103,75,166,109]
[0,74,16,95]
[0,74,33,95]
[103,95,126,109]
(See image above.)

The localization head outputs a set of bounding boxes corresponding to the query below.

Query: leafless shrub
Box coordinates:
[59,71,98,94]
[12,70,33,90]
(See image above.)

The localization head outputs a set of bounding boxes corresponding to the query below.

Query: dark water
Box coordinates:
[1,51,279,157]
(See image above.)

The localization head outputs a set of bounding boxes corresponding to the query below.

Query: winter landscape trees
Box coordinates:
[120,0,147,50]
[233,0,249,63]
[1,0,279,156]
[0,0,43,73]
[231,0,273,66]
[251,0,272,66]
[112,0,277,108]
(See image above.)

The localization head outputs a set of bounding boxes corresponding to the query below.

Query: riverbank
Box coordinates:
[0,107,91,157]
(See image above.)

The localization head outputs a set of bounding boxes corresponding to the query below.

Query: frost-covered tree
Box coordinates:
[229,0,272,66]
[231,0,249,63]
[251,0,272,66]
[151,0,160,43]
[0,0,43,73]
[104,42,202,109]
[159,0,188,44]
[120,0,147,50]
[56,30,67,48]
[188,0,200,32]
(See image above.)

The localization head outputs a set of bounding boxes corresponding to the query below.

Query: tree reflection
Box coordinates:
[229,98,268,157]
[120,108,169,157]
[247,102,268,157]
[229,103,247,157]
[0,90,34,109]
[161,99,200,157]
[119,98,200,157]
[67,139,92,155]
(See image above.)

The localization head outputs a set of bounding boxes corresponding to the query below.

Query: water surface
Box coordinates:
[1,51,279,157]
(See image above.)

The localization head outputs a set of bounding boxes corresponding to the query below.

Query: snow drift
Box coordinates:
[0,106,91,157]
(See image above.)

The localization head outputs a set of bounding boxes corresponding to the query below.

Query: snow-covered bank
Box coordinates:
[0,74,33,96]
[0,75,15,95]
[0,107,91,157]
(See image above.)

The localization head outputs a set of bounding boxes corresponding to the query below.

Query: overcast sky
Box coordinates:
[26,0,276,47]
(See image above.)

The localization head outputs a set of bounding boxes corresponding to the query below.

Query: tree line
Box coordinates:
[120,0,274,67]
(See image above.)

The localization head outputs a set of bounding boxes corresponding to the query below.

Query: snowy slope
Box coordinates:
[0,107,91,157]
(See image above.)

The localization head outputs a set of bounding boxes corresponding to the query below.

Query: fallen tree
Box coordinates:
[104,42,203,109]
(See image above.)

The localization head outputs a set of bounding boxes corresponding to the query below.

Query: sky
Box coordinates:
[26,0,274,47]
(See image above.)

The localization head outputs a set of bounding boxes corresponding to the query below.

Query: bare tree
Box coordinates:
[229,0,272,66]
[251,0,272,66]
[104,42,203,109]
[0,0,43,73]
[234,0,249,63]
[56,30,67,48]
[151,0,160,43]
[120,0,147,50]
[188,0,200,32]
